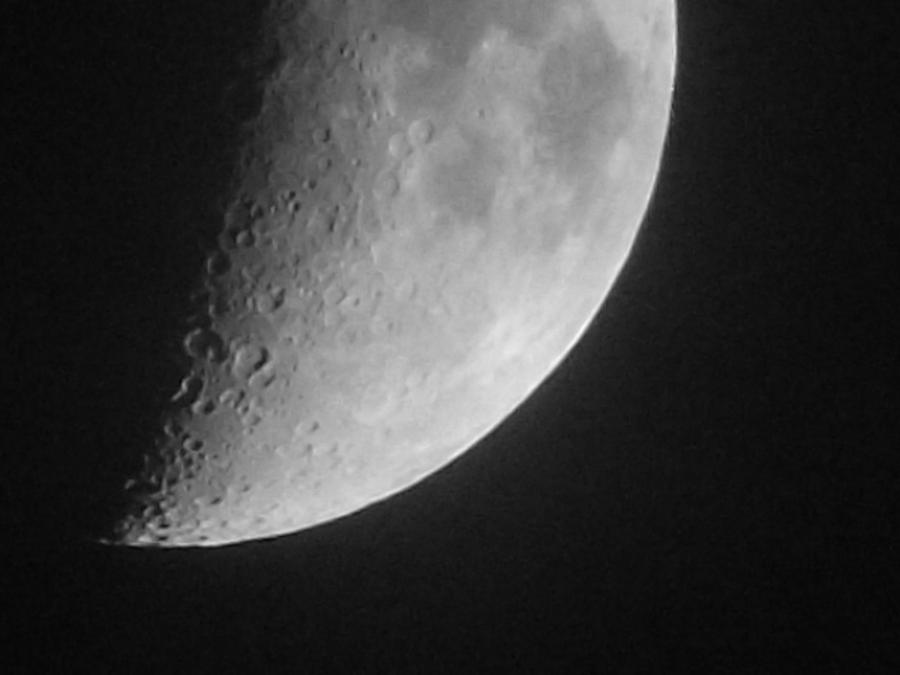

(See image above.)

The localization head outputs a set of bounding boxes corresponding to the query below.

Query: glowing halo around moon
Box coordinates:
[107,0,677,547]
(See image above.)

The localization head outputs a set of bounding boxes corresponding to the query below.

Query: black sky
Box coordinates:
[5,1,898,672]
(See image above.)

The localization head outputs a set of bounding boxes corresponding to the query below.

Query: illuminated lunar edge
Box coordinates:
[111,0,677,546]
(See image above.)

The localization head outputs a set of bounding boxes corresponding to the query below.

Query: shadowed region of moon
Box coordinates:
[106,0,677,546]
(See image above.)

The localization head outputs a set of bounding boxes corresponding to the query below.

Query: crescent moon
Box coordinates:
[109,0,677,546]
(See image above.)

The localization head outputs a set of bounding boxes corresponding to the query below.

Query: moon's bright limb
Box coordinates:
[109,0,677,547]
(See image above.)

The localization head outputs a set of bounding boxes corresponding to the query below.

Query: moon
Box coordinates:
[108,0,677,547]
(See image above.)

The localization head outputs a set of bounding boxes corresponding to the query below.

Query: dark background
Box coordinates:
[5,1,898,672]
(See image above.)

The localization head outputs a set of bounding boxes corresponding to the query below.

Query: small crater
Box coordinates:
[293,419,321,438]
[232,343,270,380]
[317,156,333,173]
[191,397,217,416]
[242,409,264,429]
[163,419,183,440]
[207,293,232,319]
[248,365,277,390]
[338,41,354,60]
[312,127,331,146]
[322,282,347,307]
[255,286,286,315]
[183,328,226,362]
[171,374,203,405]
[338,286,367,314]
[235,230,256,248]
[182,437,204,453]
[373,171,400,201]
[407,118,434,146]
[205,251,231,276]
[388,132,411,159]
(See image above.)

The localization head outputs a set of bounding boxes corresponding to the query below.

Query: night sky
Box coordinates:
[6,1,897,672]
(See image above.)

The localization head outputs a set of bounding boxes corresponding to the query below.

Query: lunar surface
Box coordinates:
[108,0,677,546]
